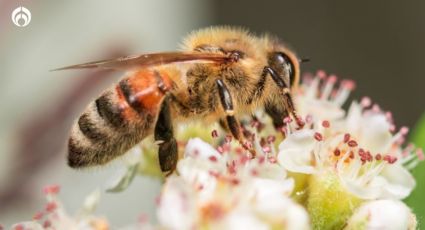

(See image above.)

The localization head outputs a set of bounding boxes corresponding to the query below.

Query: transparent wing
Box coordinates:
[52,52,230,71]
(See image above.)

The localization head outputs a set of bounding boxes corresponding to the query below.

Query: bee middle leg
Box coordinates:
[216,79,256,157]
[154,97,178,175]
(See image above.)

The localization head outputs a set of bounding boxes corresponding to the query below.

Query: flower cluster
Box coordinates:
[276,71,421,229]
[151,70,421,229]
[10,185,108,230]
[157,137,309,229]
[11,71,422,230]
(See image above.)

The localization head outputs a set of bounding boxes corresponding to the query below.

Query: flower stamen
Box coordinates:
[314,132,323,141]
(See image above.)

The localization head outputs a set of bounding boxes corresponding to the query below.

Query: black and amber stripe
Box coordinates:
[119,78,145,114]
[77,112,107,141]
[95,91,127,128]
[68,70,173,168]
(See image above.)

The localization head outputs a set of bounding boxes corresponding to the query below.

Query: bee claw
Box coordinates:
[293,112,305,129]
[164,169,175,177]
[248,149,257,159]
[240,141,256,158]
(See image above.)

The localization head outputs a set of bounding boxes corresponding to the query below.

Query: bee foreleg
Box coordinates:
[265,103,289,129]
[154,97,178,175]
[216,79,256,157]
[263,67,305,128]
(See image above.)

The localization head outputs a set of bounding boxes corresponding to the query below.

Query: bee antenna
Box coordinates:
[299,58,311,63]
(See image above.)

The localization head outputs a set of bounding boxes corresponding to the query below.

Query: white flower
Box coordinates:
[12,185,109,230]
[156,72,420,229]
[157,176,197,230]
[277,129,317,174]
[156,137,310,229]
[278,119,417,200]
[216,210,269,230]
[215,195,310,230]
[10,70,422,230]
[345,199,417,230]
[251,187,311,230]
[296,70,355,124]
[278,73,419,200]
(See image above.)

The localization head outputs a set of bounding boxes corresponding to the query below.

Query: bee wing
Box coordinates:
[52,52,230,71]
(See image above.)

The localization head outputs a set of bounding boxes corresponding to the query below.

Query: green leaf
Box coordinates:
[411,113,425,149]
[405,113,425,228]
[106,163,139,193]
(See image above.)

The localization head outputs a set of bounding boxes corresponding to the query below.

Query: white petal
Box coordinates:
[179,138,226,199]
[81,189,101,214]
[157,177,196,230]
[184,138,222,160]
[246,177,294,201]
[313,100,345,121]
[358,114,392,153]
[177,158,223,201]
[379,164,416,199]
[298,99,345,123]
[343,103,393,153]
[341,176,386,200]
[345,101,363,134]
[217,209,268,230]
[253,162,287,180]
[346,199,416,230]
[278,130,316,174]
[283,201,311,230]
[255,194,310,230]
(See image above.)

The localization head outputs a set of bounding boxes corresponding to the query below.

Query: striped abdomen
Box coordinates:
[68,70,173,168]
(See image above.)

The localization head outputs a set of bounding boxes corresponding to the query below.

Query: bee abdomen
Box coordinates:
[68,70,173,168]
[77,111,108,142]
[95,92,128,128]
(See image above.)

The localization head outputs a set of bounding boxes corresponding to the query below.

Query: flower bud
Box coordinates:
[345,199,417,230]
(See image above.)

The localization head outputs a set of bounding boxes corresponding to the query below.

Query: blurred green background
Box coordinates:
[406,114,425,227]
[0,0,424,228]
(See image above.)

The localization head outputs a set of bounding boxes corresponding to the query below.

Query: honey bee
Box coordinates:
[57,26,306,173]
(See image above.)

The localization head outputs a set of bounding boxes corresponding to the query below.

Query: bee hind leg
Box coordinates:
[154,97,178,175]
[216,79,256,157]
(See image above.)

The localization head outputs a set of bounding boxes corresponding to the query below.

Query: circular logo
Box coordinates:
[11,6,31,27]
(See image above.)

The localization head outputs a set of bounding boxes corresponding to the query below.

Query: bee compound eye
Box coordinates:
[274,52,286,64]
[269,52,296,86]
